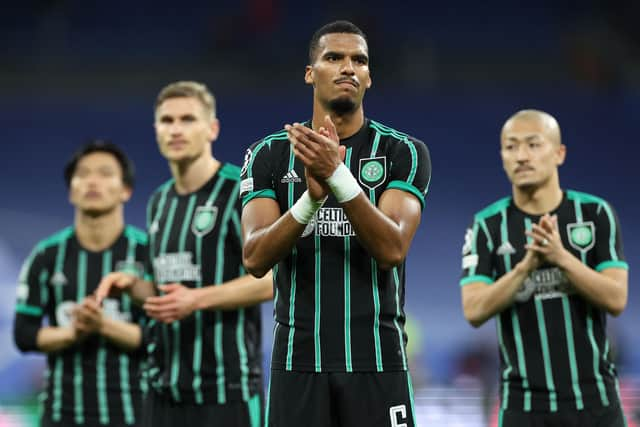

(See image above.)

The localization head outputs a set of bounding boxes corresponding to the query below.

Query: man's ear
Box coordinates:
[121,186,133,203]
[305,65,314,86]
[209,118,220,142]
[556,143,566,167]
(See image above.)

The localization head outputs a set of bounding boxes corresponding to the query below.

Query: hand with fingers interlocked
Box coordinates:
[286,115,343,179]
[525,214,570,266]
[286,115,347,202]
[73,295,104,337]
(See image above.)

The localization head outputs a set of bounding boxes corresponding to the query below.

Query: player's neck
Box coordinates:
[312,104,365,140]
[512,177,563,215]
[74,208,125,252]
[170,153,220,195]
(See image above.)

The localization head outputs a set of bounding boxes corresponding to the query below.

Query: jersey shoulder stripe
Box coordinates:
[245,130,289,179]
[261,129,288,142]
[149,179,174,199]
[219,163,242,181]
[473,197,511,222]
[369,120,410,139]
[251,129,288,151]
[124,225,148,245]
[35,226,74,251]
[147,179,174,221]
[566,189,607,207]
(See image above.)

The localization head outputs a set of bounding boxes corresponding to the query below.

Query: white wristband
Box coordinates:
[326,163,362,203]
[290,191,327,224]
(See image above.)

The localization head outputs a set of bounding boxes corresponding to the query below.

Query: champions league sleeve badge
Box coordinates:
[240,148,252,178]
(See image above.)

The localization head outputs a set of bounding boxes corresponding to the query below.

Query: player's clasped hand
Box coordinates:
[286,115,344,179]
[143,283,198,324]
[525,214,567,265]
[73,295,104,336]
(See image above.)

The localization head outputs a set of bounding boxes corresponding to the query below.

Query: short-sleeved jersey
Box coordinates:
[240,119,431,372]
[145,163,262,405]
[15,225,149,426]
[460,190,628,412]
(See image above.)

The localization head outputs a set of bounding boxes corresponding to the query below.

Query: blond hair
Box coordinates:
[155,81,216,119]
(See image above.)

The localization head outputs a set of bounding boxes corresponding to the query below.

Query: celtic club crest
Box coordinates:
[358,156,387,190]
[566,221,595,252]
[192,205,218,237]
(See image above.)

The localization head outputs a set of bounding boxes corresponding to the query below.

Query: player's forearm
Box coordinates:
[243,215,306,277]
[99,317,142,351]
[36,326,78,353]
[463,263,531,327]
[195,272,274,311]
[342,194,409,269]
[556,253,627,316]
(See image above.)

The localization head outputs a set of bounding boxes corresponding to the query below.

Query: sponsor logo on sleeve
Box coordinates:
[240,178,254,196]
[240,148,253,178]
[462,254,479,269]
[16,283,29,301]
[462,228,473,255]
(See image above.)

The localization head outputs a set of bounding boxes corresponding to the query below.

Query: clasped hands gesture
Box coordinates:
[70,295,104,340]
[285,115,346,200]
[93,271,198,325]
[87,115,347,325]
[521,213,570,273]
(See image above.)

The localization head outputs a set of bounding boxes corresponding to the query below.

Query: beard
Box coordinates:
[328,96,357,115]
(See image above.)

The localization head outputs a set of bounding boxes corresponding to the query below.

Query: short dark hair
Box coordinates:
[64,140,135,188]
[308,20,367,64]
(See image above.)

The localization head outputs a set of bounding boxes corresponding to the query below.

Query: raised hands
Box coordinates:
[72,295,104,337]
[525,213,568,266]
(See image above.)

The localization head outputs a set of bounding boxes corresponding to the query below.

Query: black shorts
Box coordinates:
[266,370,416,427]
[499,404,627,427]
[140,389,263,427]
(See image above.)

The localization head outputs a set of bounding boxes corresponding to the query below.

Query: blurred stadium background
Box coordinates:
[1,1,639,425]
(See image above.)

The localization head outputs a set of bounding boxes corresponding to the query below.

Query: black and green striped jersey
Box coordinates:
[145,163,262,405]
[14,225,149,426]
[460,190,628,412]
[240,119,431,373]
